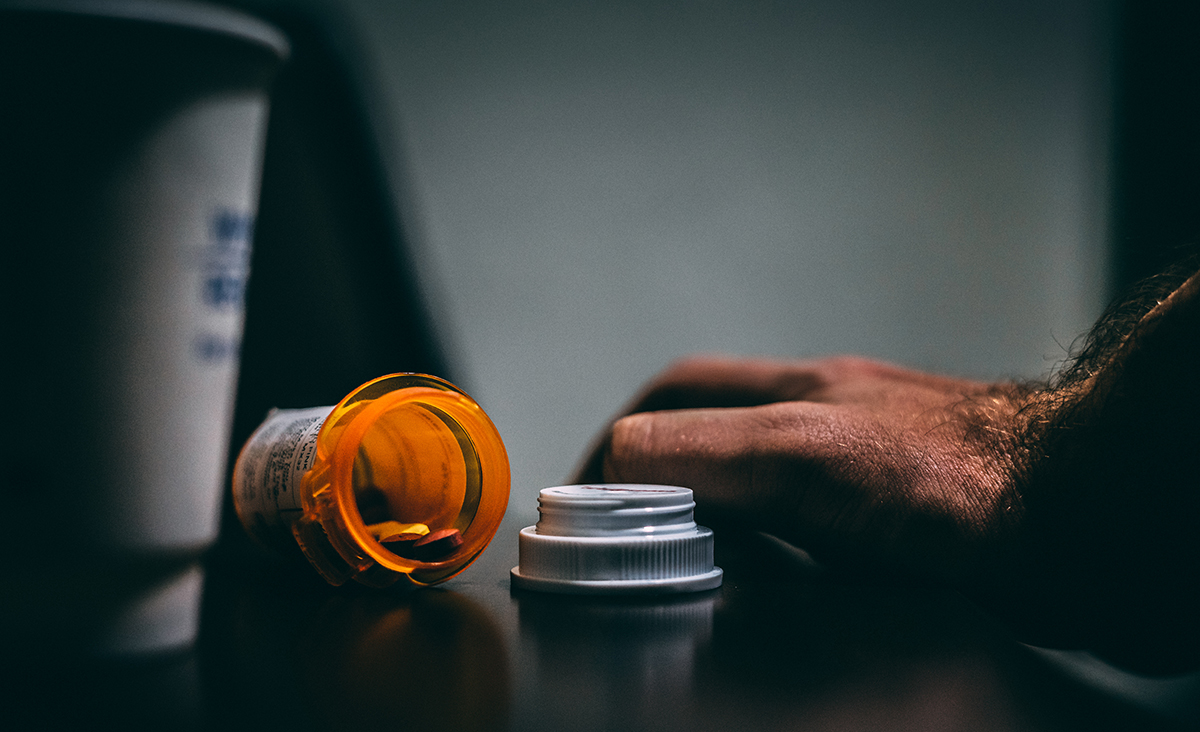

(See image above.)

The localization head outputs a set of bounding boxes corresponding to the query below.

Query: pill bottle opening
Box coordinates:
[316,374,509,586]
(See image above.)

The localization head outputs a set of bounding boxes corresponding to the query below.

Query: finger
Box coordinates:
[622,354,829,413]
[568,354,797,484]
[599,402,1005,586]
[570,354,985,485]
[601,402,867,534]
[623,354,986,414]
[569,354,811,483]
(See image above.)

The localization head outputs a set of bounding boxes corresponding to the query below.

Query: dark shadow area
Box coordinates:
[1110,0,1200,288]
[215,5,452,560]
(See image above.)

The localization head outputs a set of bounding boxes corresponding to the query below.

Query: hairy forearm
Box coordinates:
[992,260,1200,673]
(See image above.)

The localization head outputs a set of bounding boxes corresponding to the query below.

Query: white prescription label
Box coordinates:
[233,406,333,549]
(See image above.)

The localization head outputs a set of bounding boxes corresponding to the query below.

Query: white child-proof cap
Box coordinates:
[510,484,723,594]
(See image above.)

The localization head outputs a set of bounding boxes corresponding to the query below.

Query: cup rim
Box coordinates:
[0,0,290,60]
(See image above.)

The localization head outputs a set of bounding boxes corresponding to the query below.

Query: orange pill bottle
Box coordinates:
[233,374,509,587]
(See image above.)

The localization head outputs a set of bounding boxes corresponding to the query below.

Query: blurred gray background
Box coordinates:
[234,0,1120,518]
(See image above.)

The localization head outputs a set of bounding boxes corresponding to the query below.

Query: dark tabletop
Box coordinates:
[13,510,1200,732]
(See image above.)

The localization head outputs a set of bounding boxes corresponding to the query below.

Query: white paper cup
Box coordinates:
[0,0,288,660]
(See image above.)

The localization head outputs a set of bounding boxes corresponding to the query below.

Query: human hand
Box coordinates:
[574,269,1200,673]
[574,354,1032,593]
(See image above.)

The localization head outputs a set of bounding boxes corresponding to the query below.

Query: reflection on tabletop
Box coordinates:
[8,523,1200,732]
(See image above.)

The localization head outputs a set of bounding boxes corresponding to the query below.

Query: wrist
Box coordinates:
[971,267,1200,671]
